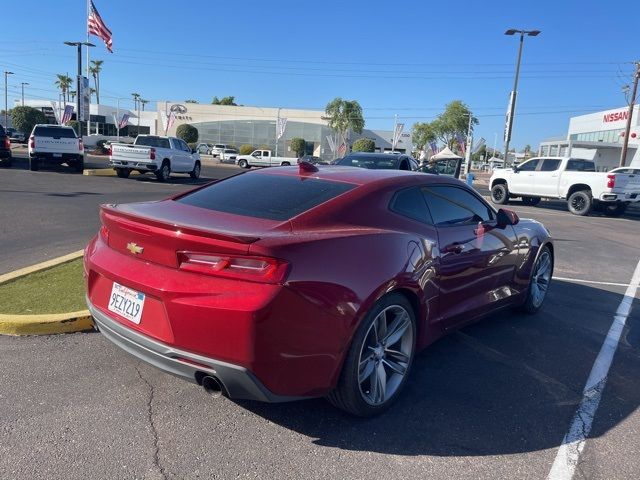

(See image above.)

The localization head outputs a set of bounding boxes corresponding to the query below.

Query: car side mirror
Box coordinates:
[496,208,519,227]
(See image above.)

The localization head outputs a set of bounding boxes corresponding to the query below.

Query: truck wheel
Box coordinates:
[73,157,84,173]
[116,168,131,178]
[521,196,541,206]
[155,161,171,182]
[29,156,39,171]
[238,159,248,169]
[567,190,592,216]
[602,202,627,217]
[491,183,510,205]
[1,156,11,168]
[281,161,291,166]
[189,161,201,179]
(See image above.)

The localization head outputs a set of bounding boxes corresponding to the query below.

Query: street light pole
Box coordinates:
[619,62,640,167]
[64,41,95,138]
[503,28,540,165]
[20,82,29,106]
[4,71,13,130]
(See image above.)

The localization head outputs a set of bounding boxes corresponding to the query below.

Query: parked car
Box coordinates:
[334,152,417,171]
[416,158,462,178]
[28,124,84,172]
[235,149,298,168]
[109,135,201,181]
[9,130,26,143]
[490,156,640,216]
[0,125,12,167]
[609,166,640,175]
[300,154,322,164]
[219,148,238,163]
[85,166,553,417]
[210,144,230,158]
[195,143,214,155]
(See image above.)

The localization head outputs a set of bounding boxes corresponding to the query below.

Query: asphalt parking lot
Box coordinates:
[0,154,639,479]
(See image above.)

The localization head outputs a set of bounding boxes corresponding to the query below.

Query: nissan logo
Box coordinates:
[170,104,188,114]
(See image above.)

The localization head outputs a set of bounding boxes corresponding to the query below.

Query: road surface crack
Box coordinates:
[136,366,168,480]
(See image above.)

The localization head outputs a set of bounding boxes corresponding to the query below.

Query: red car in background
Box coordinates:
[84,164,553,417]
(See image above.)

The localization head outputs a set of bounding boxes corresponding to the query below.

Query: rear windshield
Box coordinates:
[336,154,400,170]
[33,126,77,138]
[135,136,170,149]
[177,173,356,220]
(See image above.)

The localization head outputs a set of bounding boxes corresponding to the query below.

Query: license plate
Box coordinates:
[53,153,62,157]
[108,282,145,324]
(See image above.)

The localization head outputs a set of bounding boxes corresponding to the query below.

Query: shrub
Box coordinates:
[352,138,375,152]
[239,144,254,155]
[290,137,306,157]
[258,144,272,151]
[67,120,80,136]
[176,124,198,143]
[10,106,46,136]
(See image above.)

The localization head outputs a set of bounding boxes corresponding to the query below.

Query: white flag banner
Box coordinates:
[326,135,336,153]
[392,123,405,148]
[472,137,486,154]
[277,117,287,140]
[161,112,168,132]
[162,111,176,133]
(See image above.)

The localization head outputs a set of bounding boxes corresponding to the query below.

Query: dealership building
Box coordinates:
[158,102,413,160]
[539,105,640,170]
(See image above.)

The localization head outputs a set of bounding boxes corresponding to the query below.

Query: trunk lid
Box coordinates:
[612,173,640,194]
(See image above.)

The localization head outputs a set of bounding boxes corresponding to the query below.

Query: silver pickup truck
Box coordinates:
[109,135,201,181]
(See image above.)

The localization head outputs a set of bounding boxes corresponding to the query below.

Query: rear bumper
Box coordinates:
[88,296,305,402]
[599,192,640,203]
[109,160,157,171]
[30,152,83,162]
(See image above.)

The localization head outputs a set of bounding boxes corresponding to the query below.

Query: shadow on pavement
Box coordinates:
[236,280,639,457]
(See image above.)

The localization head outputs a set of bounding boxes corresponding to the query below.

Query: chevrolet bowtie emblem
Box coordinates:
[126,242,144,255]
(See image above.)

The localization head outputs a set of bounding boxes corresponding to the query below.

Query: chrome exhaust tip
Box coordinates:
[201,375,223,398]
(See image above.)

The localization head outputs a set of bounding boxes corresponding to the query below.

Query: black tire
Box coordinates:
[72,157,84,173]
[238,159,248,169]
[29,156,39,171]
[601,202,627,217]
[327,292,417,417]
[189,161,201,179]
[567,190,592,216]
[155,161,170,182]
[491,183,510,205]
[116,168,131,178]
[281,161,291,166]
[1,157,11,168]
[520,246,553,314]
[521,196,541,206]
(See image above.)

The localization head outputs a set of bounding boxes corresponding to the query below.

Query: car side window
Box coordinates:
[566,159,596,172]
[422,185,494,226]
[517,159,539,171]
[390,187,433,224]
[540,159,561,171]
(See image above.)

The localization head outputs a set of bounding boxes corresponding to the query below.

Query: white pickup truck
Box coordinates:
[490,156,640,216]
[235,149,299,169]
[28,124,84,172]
[109,135,201,181]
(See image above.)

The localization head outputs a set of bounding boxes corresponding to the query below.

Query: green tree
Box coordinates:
[290,137,306,157]
[55,74,73,103]
[212,96,237,106]
[68,120,79,135]
[239,144,254,155]
[176,124,198,143]
[411,122,437,152]
[432,100,478,148]
[11,106,46,135]
[185,99,199,103]
[89,59,103,104]
[352,138,375,152]
[324,98,365,148]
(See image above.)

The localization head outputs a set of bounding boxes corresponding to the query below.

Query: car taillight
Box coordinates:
[99,225,109,243]
[78,138,84,151]
[107,144,112,156]
[149,148,156,160]
[29,135,35,148]
[4,137,9,149]
[607,174,615,189]
[177,252,289,284]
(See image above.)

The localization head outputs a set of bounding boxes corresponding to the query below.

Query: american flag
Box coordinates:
[429,141,438,154]
[88,1,113,53]
[456,133,466,157]
[337,142,347,156]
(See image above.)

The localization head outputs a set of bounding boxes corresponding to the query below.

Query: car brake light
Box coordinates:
[29,135,35,148]
[78,138,84,151]
[607,174,615,189]
[4,137,9,149]
[177,252,289,284]
[150,148,156,160]
[99,225,109,243]
[107,144,112,156]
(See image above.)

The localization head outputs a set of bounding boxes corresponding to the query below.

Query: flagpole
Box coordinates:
[86,0,91,136]
[275,107,280,157]
[116,98,120,142]
[393,114,398,151]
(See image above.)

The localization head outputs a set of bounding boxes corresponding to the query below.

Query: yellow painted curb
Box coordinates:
[0,251,93,336]
[0,311,93,336]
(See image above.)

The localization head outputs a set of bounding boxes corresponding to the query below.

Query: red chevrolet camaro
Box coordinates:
[84,164,553,416]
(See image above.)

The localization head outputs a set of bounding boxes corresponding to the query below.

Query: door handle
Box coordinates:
[443,243,465,254]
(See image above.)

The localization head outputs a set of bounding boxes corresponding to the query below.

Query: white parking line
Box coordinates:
[552,276,631,288]
[547,258,640,480]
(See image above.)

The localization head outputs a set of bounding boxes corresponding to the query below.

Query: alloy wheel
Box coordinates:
[531,251,552,308]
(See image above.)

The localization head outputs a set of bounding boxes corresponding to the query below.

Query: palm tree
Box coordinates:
[89,60,104,104]
[140,99,149,111]
[55,74,73,104]
[131,92,141,111]
[90,88,97,102]
[69,90,76,102]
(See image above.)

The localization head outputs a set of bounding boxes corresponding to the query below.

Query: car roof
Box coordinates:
[34,124,73,128]
[343,152,409,158]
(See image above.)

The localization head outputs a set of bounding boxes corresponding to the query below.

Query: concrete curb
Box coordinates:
[0,250,93,336]
[83,168,140,177]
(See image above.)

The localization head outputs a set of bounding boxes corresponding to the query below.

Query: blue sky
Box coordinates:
[1,0,636,150]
